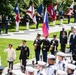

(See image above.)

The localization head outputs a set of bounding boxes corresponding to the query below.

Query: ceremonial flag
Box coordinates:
[14,3,20,31]
[42,8,49,38]
[47,4,56,20]
[26,4,37,24]
[37,4,43,16]
[14,3,20,22]
[58,1,64,16]
[66,2,74,15]
[54,3,57,13]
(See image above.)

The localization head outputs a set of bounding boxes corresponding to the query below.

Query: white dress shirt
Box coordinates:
[4,48,16,61]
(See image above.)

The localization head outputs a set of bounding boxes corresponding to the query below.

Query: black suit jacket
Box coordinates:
[60,35,67,44]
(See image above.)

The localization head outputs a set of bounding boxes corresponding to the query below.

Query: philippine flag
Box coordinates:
[42,9,49,38]
[14,3,20,22]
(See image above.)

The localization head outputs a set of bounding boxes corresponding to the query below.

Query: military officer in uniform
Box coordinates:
[60,32,67,52]
[50,35,58,55]
[16,40,30,73]
[42,36,50,62]
[33,34,42,64]
[56,52,67,72]
[45,54,56,75]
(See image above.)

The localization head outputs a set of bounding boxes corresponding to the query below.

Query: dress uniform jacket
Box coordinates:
[16,46,29,60]
[56,60,67,72]
[42,39,50,52]
[33,39,42,51]
[50,39,58,55]
[45,65,56,75]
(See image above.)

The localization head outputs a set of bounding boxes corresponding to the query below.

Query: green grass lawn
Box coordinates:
[1,18,74,33]
[0,38,34,67]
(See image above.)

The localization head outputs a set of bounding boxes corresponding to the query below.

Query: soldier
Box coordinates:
[35,61,46,75]
[42,36,50,62]
[33,34,42,64]
[45,54,56,75]
[56,52,67,72]
[16,40,30,73]
[5,16,9,34]
[0,15,2,34]
[4,44,16,72]
[67,64,76,75]
[50,35,58,55]
[60,32,67,52]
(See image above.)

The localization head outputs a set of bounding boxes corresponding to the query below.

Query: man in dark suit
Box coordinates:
[59,28,67,40]
[33,34,42,64]
[16,40,30,73]
[42,36,50,62]
[70,30,76,55]
[50,35,58,55]
[60,32,67,52]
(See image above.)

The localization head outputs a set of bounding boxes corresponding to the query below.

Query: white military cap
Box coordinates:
[56,70,67,75]
[12,70,25,75]
[67,64,76,70]
[26,66,35,72]
[38,61,46,66]
[47,54,55,59]
[57,52,66,57]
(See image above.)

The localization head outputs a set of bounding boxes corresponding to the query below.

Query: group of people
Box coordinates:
[2,26,76,75]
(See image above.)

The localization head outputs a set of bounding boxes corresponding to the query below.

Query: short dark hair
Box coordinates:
[22,40,27,42]
[9,44,13,46]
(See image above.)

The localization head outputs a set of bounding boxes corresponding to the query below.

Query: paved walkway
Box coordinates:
[0,23,76,41]
[1,23,76,74]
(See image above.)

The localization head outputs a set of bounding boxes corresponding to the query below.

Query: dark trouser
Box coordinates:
[61,44,66,52]
[5,23,8,34]
[36,22,39,29]
[68,16,70,24]
[35,50,40,63]
[71,44,75,55]
[42,50,47,62]
[74,17,76,23]
[51,49,55,55]
[8,61,13,70]
[69,44,72,52]
[21,59,26,72]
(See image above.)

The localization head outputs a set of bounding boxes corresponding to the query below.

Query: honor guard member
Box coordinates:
[50,35,58,55]
[4,44,16,71]
[42,36,50,62]
[56,52,67,72]
[33,34,42,64]
[60,31,67,52]
[5,16,9,34]
[67,64,76,75]
[25,66,35,75]
[45,54,56,75]
[16,40,30,72]
[35,61,46,75]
